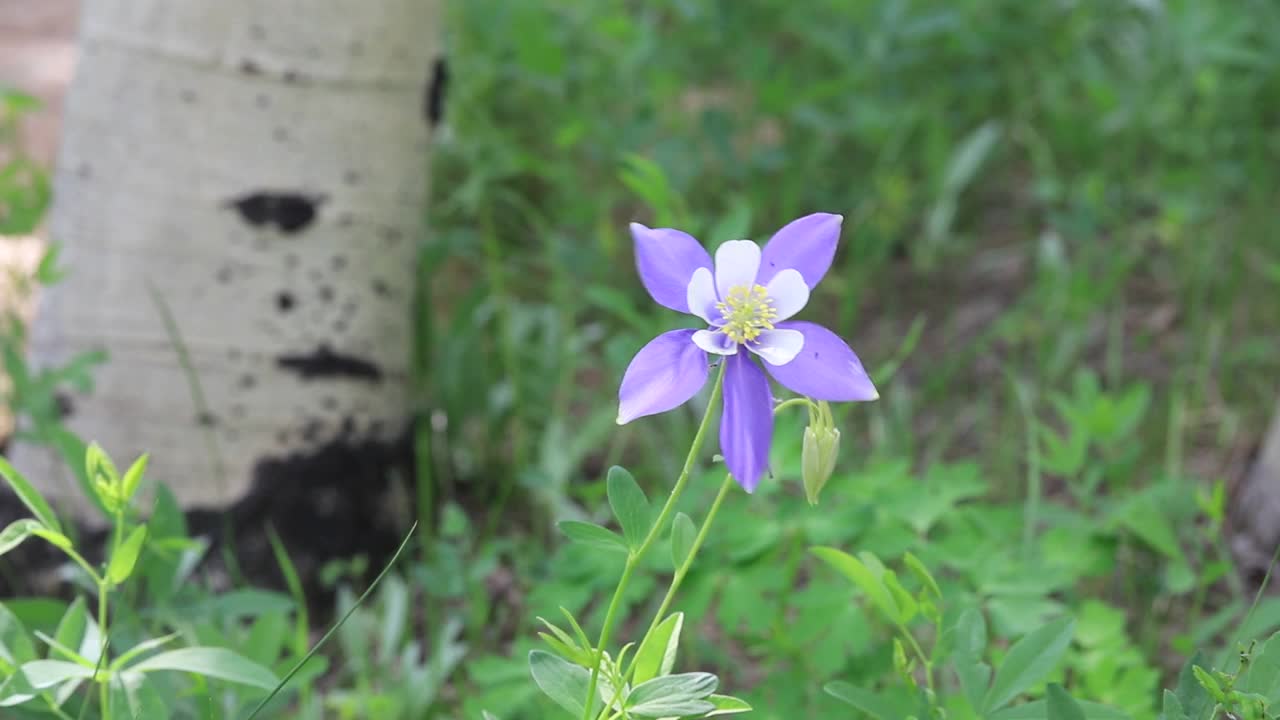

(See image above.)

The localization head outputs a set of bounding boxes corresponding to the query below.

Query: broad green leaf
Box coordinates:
[607,466,650,548]
[0,659,95,707]
[126,646,279,689]
[17,659,95,689]
[824,681,901,719]
[955,658,991,712]
[52,597,88,662]
[1240,630,1280,701]
[1112,494,1182,561]
[1161,689,1187,720]
[705,693,752,715]
[670,512,696,569]
[632,612,683,684]
[1172,648,1208,712]
[243,612,288,668]
[811,547,899,623]
[1046,684,1085,720]
[528,650,595,718]
[557,521,629,553]
[0,602,37,668]
[107,524,148,585]
[955,608,988,658]
[0,519,41,557]
[0,456,61,533]
[982,617,1074,712]
[625,672,717,717]
[989,699,1130,720]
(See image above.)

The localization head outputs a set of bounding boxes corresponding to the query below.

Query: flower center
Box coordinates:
[716,284,777,343]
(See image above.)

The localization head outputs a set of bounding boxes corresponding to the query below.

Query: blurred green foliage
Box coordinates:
[3,0,1280,718]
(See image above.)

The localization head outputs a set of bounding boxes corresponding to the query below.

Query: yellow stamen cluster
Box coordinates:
[717,284,777,343]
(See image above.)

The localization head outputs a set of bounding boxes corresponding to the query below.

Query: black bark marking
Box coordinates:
[342,170,360,186]
[276,291,296,312]
[240,60,262,75]
[227,192,324,234]
[424,56,449,128]
[371,279,390,297]
[238,373,256,390]
[254,94,270,109]
[216,266,233,284]
[179,89,198,104]
[276,344,383,382]
[54,392,74,420]
[331,255,347,271]
[197,411,218,427]
[272,127,289,143]
[318,286,335,303]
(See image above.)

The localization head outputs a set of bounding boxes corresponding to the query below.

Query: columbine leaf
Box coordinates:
[126,647,279,689]
[0,456,61,533]
[982,617,1074,712]
[705,693,752,715]
[607,466,650,549]
[824,681,902,719]
[0,519,41,557]
[16,659,95,689]
[625,672,718,717]
[1046,684,1086,720]
[670,512,696,569]
[107,524,148,586]
[52,597,89,662]
[632,612,683,684]
[955,657,991,712]
[989,698,1130,719]
[0,602,37,667]
[811,547,899,623]
[528,650,595,718]
[557,521,629,553]
[1161,689,1187,720]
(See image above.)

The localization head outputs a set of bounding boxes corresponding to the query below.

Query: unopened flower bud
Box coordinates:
[802,424,840,506]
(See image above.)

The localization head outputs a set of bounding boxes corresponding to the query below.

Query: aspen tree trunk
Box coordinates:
[12,0,440,516]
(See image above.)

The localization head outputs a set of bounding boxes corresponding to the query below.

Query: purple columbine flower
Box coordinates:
[616,212,878,492]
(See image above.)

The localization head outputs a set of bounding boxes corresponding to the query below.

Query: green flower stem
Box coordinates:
[96,578,110,720]
[626,472,734,684]
[581,363,727,720]
[899,624,934,694]
[622,395,815,685]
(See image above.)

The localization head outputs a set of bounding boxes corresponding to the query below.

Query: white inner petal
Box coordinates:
[692,329,738,356]
[714,240,762,299]
[685,267,719,324]
[764,268,810,322]
[748,328,805,366]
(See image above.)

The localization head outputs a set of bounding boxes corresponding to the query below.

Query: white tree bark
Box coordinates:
[12,0,440,515]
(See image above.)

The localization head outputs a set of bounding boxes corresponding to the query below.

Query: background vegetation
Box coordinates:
[3,1,1280,718]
